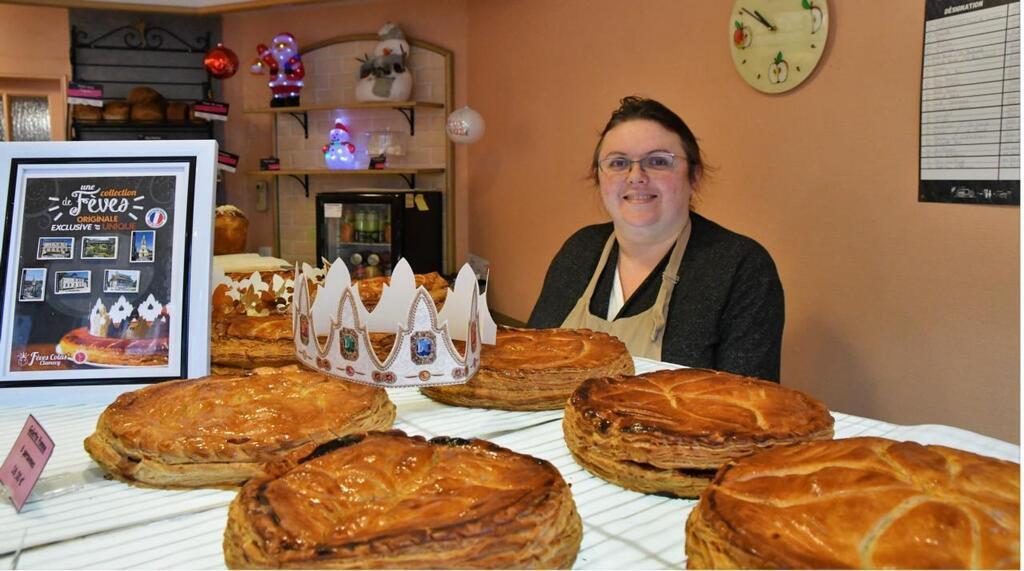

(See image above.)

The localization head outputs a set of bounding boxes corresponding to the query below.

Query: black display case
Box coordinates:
[315,191,443,277]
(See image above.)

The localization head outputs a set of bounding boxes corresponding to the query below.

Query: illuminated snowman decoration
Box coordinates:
[252,32,305,107]
[355,22,413,102]
[323,120,357,170]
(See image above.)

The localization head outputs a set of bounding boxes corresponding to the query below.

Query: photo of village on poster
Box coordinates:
[4,171,182,377]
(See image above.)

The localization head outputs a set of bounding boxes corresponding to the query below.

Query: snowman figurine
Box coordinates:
[323,120,356,170]
[253,32,305,107]
[355,22,413,102]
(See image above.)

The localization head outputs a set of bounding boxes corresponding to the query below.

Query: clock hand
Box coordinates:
[753,9,778,31]
[740,7,769,28]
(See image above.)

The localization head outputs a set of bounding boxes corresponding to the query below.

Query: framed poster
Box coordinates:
[919,0,1020,204]
[0,141,216,387]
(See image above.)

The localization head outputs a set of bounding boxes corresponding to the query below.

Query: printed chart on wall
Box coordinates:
[920,0,1020,205]
[0,160,195,384]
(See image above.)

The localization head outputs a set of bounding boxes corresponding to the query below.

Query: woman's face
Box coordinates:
[597,119,694,237]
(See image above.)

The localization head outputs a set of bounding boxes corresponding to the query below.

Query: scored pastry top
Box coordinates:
[355,271,449,310]
[483,327,630,373]
[696,436,1020,569]
[220,314,293,341]
[569,368,833,445]
[242,430,567,549]
[94,370,392,464]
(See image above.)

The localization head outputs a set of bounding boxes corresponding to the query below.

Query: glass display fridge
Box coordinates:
[315,190,443,278]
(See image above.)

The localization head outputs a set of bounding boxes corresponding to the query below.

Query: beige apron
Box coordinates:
[560,217,691,360]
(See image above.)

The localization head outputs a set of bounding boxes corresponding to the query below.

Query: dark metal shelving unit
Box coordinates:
[69,21,216,140]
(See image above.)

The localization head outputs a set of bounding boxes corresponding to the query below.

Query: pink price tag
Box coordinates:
[0,415,55,512]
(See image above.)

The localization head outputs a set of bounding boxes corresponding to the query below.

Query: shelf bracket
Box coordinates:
[287,174,310,197]
[287,111,309,138]
[398,173,416,189]
[396,107,415,135]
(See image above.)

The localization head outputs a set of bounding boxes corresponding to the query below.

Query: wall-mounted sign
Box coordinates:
[0,141,217,386]
[919,0,1020,205]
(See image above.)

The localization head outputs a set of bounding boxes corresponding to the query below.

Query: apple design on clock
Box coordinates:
[768,52,789,84]
[804,0,824,34]
[733,20,752,48]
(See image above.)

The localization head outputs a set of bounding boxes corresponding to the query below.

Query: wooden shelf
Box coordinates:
[73,120,211,129]
[245,101,443,137]
[244,101,444,113]
[249,167,445,196]
[71,120,215,141]
[248,168,444,176]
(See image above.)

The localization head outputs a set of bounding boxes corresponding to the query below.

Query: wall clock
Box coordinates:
[729,0,829,93]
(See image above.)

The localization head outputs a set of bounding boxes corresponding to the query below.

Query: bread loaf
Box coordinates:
[102,101,130,122]
[73,104,102,122]
[166,102,188,122]
[130,101,164,122]
[126,86,164,105]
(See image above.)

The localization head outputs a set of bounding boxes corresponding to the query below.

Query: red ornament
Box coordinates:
[204,44,239,79]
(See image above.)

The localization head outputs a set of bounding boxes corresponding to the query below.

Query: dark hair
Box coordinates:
[591,96,705,187]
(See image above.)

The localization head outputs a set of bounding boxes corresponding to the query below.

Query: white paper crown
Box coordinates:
[293,258,496,387]
[211,263,323,317]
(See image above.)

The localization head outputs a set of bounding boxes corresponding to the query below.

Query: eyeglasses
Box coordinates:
[597,152,683,176]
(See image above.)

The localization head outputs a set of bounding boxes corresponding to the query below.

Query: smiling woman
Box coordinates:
[528,96,785,381]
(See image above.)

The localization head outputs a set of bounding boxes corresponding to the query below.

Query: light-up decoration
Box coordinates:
[253,32,305,107]
[323,120,357,170]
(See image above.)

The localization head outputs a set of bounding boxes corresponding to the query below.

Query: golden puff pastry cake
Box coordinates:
[223,430,582,569]
[209,266,296,373]
[211,314,394,369]
[84,367,395,488]
[564,368,834,498]
[421,327,634,411]
[210,313,296,373]
[685,437,1020,569]
[355,270,448,310]
[209,270,446,373]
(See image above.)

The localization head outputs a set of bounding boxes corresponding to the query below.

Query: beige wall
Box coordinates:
[220,0,468,263]
[466,0,1020,442]
[0,4,70,139]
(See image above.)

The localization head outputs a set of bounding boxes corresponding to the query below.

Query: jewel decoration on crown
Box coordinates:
[292,258,496,387]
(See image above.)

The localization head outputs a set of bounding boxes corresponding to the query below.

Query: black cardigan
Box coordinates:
[527,213,784,381]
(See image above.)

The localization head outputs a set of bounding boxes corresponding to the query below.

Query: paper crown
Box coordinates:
[211,266,305,317]
[292,258,496,388]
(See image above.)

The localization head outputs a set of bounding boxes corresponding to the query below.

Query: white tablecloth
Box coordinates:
[0,358,1018,569]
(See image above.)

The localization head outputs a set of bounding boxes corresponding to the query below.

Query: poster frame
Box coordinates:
[0,141,216,387]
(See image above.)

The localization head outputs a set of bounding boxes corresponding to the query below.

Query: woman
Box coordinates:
[528,96,784,381]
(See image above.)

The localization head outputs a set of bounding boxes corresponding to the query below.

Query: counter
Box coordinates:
[1,358,1018,569]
